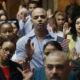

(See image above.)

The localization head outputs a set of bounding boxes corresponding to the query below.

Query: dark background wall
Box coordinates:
[7,0,80,18]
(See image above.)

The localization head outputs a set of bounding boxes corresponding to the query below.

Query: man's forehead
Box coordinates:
[32,8,47,16]
[46,56,66,65]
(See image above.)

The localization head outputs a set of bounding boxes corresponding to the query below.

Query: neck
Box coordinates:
[34,29,48,38]
[0,60,9,67]
[58,27,63,32]
[77,33,80,37]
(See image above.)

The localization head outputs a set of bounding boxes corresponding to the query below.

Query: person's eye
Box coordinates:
[45,52,49,56]
[33,16,38,19]
[56,65,64,70]
[2,30,7,33]
[47,64,53,70]
[41,15,46,19]
[3,48,8,51]
[76,22,80,25]
[8,30,12,33]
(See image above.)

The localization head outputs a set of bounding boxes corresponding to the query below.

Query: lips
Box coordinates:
[38,23,44,26]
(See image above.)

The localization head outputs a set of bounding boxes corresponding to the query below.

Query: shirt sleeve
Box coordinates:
[12,36,27,61]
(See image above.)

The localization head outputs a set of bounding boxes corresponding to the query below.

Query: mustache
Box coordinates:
[50,74,60,80]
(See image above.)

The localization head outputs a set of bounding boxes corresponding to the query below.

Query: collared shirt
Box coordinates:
[17,16,33,37]
[12,29,59,68]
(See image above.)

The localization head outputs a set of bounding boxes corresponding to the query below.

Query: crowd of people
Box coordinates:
[0,0,80,80]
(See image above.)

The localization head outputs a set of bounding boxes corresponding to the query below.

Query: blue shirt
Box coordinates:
[17,17,33,37]
[12,29,63,68]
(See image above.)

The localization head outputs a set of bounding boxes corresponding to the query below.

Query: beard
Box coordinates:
[49,74,61,80]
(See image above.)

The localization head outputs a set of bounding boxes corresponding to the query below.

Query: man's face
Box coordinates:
[29,4,37,14]
[31,8,48,31]
[45,55,69,80]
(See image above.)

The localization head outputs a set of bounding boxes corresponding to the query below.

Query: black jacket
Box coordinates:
[0,60,23,80]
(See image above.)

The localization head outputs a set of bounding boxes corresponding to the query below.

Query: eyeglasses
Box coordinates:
[8,20,17,23]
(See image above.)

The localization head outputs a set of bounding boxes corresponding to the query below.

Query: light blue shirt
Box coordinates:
[17,16,33,37]
[12,29,63,68]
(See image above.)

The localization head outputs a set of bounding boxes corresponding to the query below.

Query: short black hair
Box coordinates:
[28,1,38,7]
[43,41,63,51]
[0,38,16,50]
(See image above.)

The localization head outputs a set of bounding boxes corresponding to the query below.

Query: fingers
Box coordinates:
[25,38,31,49]
[61,39,70,49]
[31,67,35,73]
[31,42,34,54]
[25,38,34,60]
[17,67,23,73]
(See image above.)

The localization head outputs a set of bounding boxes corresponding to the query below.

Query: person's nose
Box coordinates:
[38,16,42,22]
[6,32,10,36]
[52,67,57,74]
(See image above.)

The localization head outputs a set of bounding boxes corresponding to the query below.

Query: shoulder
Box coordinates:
[9,60,22,69]
[67,35,73,39]
[33,67,46,80]
[68,71,78,80]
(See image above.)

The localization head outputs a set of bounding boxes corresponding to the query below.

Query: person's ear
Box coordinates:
[44,64,47,68]
[47,17,49,21]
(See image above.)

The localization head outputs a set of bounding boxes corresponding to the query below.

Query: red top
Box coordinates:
[1,67,10,80]
[50,25,54,27]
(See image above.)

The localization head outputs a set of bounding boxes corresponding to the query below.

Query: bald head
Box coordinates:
[46,51,68,64]
[45,51,70,80]
[31,8,47,17]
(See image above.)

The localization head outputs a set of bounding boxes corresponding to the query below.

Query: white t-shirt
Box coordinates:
[55,31,63,37]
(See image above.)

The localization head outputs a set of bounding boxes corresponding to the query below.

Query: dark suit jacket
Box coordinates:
[0,60,23,80]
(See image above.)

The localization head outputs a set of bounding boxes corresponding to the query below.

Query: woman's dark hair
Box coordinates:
[0,38,16,50]
[70,16,80,41]
[7,18,19,30]
[43,41,63,51]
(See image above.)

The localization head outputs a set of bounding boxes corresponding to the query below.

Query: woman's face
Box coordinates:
[11,23,18,35]
[0,41,15,62]
[44,44,57,58]
[75,17,80,34]
[56,15,65,28]
[0,24,13,40]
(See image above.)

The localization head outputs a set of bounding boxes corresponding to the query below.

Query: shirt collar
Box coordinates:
[28,29,57,40]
